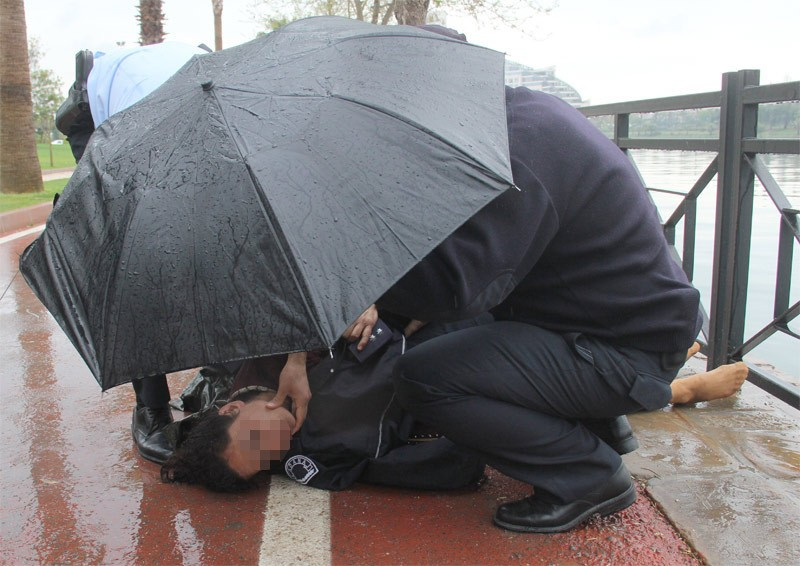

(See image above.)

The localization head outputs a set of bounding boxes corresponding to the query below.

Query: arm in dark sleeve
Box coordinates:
[66,111,95,162]
[377,171,558,321]
[379,83,651,322]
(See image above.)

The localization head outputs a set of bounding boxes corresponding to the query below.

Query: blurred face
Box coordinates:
[219,394,296,479]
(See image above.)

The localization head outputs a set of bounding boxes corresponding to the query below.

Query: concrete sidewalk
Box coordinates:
[626,358,799,564]
[1,219,798,565]
[41,167,75,182]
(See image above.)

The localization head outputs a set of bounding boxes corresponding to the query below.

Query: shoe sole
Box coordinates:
[492,482,638,534]
[135,446,170,466]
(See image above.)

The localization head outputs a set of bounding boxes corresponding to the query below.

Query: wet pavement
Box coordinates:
[1,216,798,565]
[626,358,800,565]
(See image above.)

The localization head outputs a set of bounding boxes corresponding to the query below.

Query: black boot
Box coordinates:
[493,463,637,533]
[132,406,174,464]
[582,415,639,455]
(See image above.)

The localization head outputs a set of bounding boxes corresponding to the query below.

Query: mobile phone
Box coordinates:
[347,319,393,362]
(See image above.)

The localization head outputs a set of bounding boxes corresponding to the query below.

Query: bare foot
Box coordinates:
[686,342,701,361]
[670,361,749,404]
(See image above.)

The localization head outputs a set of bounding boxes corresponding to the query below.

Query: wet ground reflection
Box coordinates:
[1,233,266,564]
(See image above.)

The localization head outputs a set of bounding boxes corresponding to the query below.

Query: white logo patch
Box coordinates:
[284,455,319,485]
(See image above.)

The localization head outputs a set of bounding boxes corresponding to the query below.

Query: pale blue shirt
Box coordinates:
[87,42,206,125]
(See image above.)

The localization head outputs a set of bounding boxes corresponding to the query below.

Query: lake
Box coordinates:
[634,150,799,379]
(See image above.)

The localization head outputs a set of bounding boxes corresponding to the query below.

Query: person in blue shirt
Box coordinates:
[57,41,208,163]
[87,42,208,125]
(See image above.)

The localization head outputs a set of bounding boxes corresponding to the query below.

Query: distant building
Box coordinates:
[422,11,586,107]
[505,60,586,107]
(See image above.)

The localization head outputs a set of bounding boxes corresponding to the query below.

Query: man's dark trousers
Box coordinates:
[393,321,684,503]
[132,374,170,408]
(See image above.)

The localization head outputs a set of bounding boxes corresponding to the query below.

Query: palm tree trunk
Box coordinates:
[212,0,223,51]
[0,0,43,194]
[138,0,165,45]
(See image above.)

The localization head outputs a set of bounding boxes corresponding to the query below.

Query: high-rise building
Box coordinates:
[505,60,586,107]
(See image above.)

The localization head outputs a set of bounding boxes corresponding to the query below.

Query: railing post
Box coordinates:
[614,113,629,154]
[707,70,760,368]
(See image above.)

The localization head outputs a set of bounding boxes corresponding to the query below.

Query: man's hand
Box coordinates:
[404,319,428,337]
[266,352,310,434]
[342,304,379,351]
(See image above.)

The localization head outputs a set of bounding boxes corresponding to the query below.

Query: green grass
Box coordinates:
[0,144,73,214]
[0,178,68,213]
[37,142,75,169]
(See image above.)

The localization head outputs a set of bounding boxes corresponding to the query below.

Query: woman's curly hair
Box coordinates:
[160,410,256,492]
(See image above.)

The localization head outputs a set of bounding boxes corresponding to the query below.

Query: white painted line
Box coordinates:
[259,475,331,566]
[0,225,44,245]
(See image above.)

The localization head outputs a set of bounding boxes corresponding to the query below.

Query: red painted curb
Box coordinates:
[0,202,51,236]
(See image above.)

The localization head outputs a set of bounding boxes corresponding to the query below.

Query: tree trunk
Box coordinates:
[212,0,223,51]
[371,0,382,24]
[138,0,165,45]
[350,0,365,22]
[393,0,429,25]
[0,0,43,194]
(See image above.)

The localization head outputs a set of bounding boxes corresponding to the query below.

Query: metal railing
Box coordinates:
[580,70,800,410]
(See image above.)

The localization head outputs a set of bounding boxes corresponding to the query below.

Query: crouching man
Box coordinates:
[377,84,703,533]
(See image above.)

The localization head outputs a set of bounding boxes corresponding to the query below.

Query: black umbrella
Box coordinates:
[20,16,514,390]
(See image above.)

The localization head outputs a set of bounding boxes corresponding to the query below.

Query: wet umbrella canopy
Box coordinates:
[20,16,514,390]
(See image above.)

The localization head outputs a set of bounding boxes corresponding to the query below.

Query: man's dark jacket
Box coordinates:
[380,86,701,353]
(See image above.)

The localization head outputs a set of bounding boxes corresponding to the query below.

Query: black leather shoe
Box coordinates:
[493,464,637,533]
[132,406,175,464]
[582,416,639,455]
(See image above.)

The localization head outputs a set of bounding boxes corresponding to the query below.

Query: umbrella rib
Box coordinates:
[334,94,514,187]
[206,87,332,346]
[214,87,514,189]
